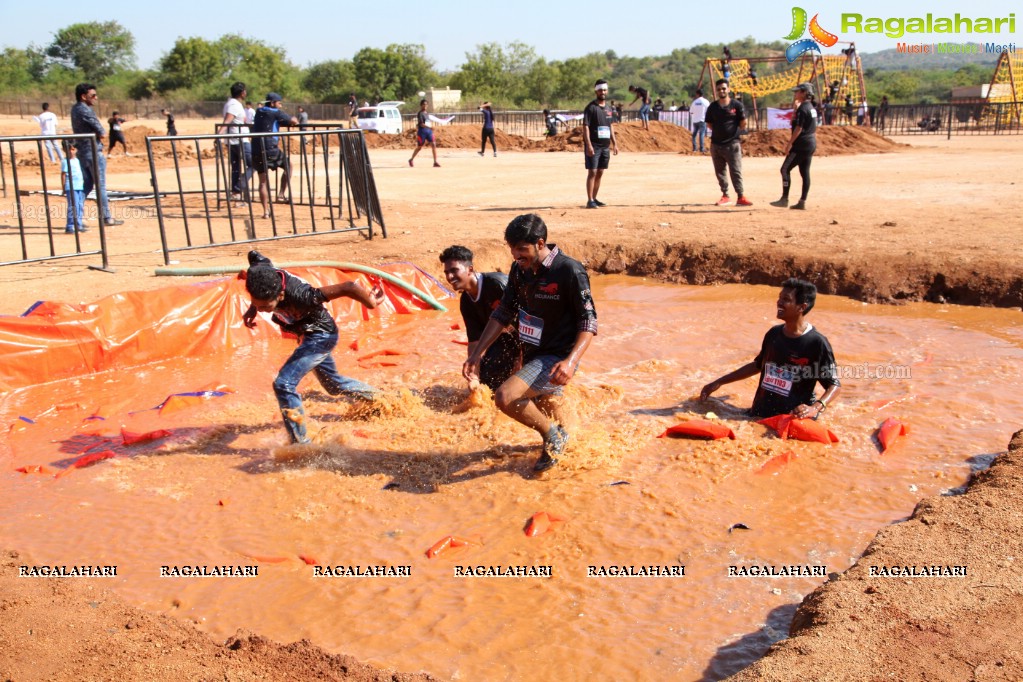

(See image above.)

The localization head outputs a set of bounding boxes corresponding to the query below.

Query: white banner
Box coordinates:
[767,108,795,130]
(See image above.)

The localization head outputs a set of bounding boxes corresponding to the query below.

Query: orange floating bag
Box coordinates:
[758,415,837,444]
[658,419,736,440]
[876,417,909,453]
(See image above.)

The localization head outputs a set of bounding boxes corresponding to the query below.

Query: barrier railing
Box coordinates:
[148,127,385,265]
[0,133,113,270]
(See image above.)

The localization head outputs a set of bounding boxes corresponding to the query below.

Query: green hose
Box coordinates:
[154,261,448,312]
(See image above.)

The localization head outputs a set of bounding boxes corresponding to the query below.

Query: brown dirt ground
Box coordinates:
[1,114,1022,680]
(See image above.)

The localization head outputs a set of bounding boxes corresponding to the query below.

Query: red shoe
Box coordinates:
[408,159,413,167]
[736,196,753,207]
[716,195,732,206]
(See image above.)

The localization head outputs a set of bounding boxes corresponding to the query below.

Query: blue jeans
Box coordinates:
[65,189,85,230]
[692,122,706,151]
[80,150,111,223]
[273,330,377,443]
[639,103,651,123]
[43,137,64,163]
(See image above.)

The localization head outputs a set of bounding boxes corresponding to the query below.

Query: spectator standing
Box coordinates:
[690,88,710,153]
[652,98,664,121]
[61,144,86,234]
[251,93,298,218]
[70,83,122,227]
[583,79,618,209]
[857,98,869,126]
[220,81,252,199]
[37,103,63,164]
[877,95,890,132]
[770,82,818,210]
[161,109,178,136]
[107,111,127,156]
[297,106,309,146]
[705,79,752,207]
[478,101,497,157]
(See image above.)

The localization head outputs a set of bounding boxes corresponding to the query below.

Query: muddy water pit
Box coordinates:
[2,277,1021,681]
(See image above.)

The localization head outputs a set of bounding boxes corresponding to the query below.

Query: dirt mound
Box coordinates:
[742,125,905,157]
[362,121,903,157]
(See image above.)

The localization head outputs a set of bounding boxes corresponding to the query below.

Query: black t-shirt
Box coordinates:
[583,99,613,148]
[252,106,292,152]
[791,100,818,151]
[750,324,840,417]
[248,252,336,336]
[633,87,650,104]
[460,272,519,371]
[706,98,745,144]
[492,245,598,361]
[417,110,429,129]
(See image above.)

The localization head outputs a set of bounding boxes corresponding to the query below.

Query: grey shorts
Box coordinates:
[515,354,565,396]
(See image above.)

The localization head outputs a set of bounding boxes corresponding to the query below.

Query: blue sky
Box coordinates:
[2,0,1018,71]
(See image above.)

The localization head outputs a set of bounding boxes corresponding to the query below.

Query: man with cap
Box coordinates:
[251,93,298,219]
[770,82,818,210]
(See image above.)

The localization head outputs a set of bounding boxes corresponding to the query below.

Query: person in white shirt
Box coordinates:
[220,81,252,198]
[37,103,63,163]
[689,89,710,153]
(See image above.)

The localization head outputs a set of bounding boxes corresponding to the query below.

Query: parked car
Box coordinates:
[355,101,405,135]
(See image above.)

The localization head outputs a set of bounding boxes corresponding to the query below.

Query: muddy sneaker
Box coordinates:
[534,425,569,472]
[478,151,484,156]
[770,198,789,208]
[716,195,732,206]
[790,200,807,210]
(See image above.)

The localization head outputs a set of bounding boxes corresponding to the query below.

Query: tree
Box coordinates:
[159,37,222,92]
[353,47,400,102]
[46,21,136,82]
[0,47,41,91]
[385,44,435,101]
[303,60,357,103]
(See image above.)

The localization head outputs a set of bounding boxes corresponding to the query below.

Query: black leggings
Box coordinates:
[780,145,814,200]
[481,128,496,153]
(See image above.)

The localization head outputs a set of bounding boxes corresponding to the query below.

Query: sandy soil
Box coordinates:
[1,115,1022,680]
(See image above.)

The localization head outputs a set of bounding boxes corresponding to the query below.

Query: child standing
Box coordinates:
[242,250,385,444]
[61,145,86,234]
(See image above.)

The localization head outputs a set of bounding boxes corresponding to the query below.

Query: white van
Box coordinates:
[355,101,405,135]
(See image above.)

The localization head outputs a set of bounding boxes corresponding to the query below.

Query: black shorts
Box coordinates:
[585,146,611,170]
[252,147,288,174]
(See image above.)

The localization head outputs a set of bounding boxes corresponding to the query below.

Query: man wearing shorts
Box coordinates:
[583,79,618,209]
[251,92,298,218]
[463,214,598,473]
[409,99,440,168]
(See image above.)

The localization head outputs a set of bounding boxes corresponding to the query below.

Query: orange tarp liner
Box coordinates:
[0,264,451,392]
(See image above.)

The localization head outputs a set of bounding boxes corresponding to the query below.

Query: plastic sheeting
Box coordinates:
[0,264,452,392]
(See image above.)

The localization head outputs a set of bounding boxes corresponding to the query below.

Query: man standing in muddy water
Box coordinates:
[242,250,385,444]
[699,277,840,419]
[463,214,597,473]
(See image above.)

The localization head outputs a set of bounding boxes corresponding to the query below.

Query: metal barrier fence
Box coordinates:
[148,127,385,265]
[0,133,114,269]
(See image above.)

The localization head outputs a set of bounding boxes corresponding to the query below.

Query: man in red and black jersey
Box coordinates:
[464,214,598,473]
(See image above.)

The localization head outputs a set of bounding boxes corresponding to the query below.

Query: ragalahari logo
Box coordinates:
[784,7,840,62]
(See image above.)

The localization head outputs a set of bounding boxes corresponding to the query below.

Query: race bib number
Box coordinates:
[761,362,794,396]
[596,126,611,139]
[518,310,544,346]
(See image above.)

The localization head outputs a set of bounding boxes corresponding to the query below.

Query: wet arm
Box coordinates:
[700,362,760,400]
